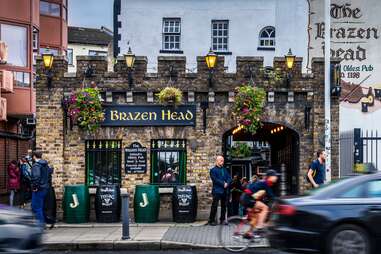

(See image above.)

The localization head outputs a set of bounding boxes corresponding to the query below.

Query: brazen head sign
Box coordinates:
[102,105,196,126]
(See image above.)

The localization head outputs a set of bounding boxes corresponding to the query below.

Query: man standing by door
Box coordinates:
[208,155,232,226]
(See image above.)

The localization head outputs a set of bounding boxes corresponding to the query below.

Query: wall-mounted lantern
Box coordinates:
[42,51,54,89]
[284,48,295,87]
[205,48,217,88]
[124,47,136,88]
[330,63,342,96]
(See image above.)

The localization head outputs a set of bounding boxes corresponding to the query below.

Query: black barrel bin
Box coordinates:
[172,185,198,223]
[95,184,121,223]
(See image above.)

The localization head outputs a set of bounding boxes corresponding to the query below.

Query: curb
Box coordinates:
[43,240,221,251]
[43,240,270,251]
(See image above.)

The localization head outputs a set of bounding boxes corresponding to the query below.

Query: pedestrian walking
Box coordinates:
[31,150,52,225]
[7,160,20,206]
[208,155,232,226]
[307,150,326,188]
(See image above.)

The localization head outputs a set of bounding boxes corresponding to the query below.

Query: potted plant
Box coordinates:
[233,85,266,134]
[63,87,105,132]
[157,87,183,105]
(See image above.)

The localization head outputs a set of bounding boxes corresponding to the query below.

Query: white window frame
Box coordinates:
[88,50,107,57]
[67,48,73,65]
[259,26,275,48]
[211,20,229,52]
[162,18,181,51]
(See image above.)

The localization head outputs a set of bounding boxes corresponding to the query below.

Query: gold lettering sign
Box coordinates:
[103,105,196,126]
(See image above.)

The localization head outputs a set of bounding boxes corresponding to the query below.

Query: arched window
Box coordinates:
[259,26,275,48]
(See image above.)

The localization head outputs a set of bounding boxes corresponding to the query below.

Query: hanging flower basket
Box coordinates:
[157,87,183,105]
[233,85,266,134]
[63,87,105,132]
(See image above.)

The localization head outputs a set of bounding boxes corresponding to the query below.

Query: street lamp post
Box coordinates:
[324,0,332,182]
[124,47,136,89]
[42,51,54,89]
[205,48,217,88]
[285,48,296,87]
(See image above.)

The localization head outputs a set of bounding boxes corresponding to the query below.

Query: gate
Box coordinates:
[340,130,354,177]
[353,128,380,171]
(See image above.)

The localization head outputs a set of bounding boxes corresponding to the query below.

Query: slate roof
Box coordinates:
[68,26,113,46]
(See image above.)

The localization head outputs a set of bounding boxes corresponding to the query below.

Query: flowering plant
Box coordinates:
[157,87,183,105]
[63,87,104,132]
[233,85,266,134]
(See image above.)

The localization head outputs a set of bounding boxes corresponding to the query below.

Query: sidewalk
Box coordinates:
[43,222,269,251]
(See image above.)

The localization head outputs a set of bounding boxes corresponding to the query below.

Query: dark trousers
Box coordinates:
[32,188,48,225]
[209,193,227,223]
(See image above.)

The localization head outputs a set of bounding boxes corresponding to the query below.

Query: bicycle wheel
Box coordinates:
[218,216,251,252]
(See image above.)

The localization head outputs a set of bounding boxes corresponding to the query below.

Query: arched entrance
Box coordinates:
[223,122,300,195]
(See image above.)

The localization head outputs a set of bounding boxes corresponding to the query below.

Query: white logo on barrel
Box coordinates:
[140,193,149,207]
[70,193,79,208]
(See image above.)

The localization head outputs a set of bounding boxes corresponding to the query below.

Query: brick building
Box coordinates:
[35,54,339,220]
[0,0,67,200]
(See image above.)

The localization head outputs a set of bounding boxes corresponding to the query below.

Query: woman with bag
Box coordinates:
[7,160,20,206]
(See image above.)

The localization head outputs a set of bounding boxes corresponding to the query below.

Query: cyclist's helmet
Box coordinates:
[265,169,277,177]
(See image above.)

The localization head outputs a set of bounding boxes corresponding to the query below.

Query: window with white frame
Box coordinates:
[67,48,73,65]
[259,26,275,48]
[211,20,229,52]
[0,23,28,67]
[162,18,181,51]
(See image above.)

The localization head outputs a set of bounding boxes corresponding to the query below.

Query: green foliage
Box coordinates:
[230,143,252,158]
[157,87,183,105]
[64,87,104,132]
[233,85,266,134]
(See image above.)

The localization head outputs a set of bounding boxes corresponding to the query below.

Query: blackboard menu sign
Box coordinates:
[125,142,147,174]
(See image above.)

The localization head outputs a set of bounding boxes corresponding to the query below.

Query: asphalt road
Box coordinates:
[42,249,290,254]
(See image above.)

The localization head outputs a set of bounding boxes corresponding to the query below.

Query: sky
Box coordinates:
[68,0,113,30]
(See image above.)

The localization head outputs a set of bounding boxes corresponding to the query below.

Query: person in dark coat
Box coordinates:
[229,175,243,216]
[31,151,51,225]
[7,160,20,206]
[208,155,232,226]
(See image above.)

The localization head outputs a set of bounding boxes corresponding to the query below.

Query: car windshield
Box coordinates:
[304,176,356,198]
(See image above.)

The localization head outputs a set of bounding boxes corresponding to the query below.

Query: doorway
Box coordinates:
[223,122,300,195]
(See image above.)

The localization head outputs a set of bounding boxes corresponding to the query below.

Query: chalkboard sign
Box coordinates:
[125,142,147,174]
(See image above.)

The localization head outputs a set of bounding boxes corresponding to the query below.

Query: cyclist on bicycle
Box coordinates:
[240,169,278,238]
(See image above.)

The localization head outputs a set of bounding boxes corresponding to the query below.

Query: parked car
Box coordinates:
[268,172,381,254]
[0,204,43,253]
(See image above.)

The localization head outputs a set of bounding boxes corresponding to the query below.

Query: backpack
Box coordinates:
[305,160,317,184]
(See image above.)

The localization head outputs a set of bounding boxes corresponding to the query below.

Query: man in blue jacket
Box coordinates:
[208,155,232,226]
[31,151,52,225]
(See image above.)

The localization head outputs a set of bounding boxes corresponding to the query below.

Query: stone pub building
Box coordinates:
[35,54,339,220]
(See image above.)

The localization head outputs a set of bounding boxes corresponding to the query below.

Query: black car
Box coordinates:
[268,173,381,254]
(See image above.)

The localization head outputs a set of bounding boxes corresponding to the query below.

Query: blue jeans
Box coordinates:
[32,188,48,224]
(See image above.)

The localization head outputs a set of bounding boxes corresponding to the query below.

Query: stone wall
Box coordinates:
[35,55,340,220]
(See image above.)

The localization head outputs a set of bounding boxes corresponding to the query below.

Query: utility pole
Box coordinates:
[324,0,332,182]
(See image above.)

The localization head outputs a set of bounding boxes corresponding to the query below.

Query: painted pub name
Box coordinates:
[110,109,194,121]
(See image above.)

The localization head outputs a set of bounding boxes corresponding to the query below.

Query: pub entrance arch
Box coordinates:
[223,122,300,195]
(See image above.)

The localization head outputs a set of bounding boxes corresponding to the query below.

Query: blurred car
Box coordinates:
[0,204,43,253]
[268,172,381,254]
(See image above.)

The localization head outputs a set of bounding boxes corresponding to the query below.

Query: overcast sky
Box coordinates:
[68,0,113,29]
